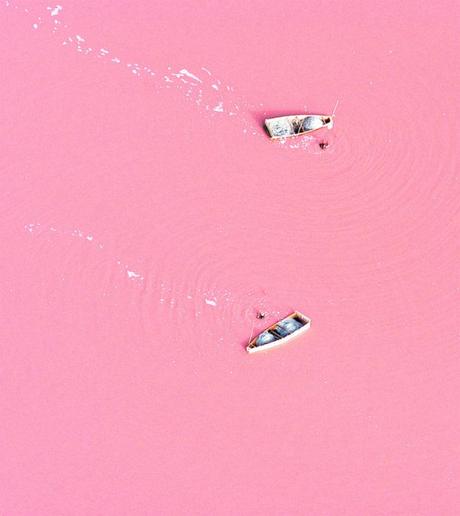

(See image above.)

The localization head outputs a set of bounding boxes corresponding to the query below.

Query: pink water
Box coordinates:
[1,1,459,514]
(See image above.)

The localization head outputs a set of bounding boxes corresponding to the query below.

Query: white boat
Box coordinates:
[246,311,311,353]
[265,114,333,139]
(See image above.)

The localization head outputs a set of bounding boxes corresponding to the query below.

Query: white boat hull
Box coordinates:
[246,312,311,353]
[265,114,333,139]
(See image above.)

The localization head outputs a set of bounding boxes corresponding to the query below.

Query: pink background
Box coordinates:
[1,1,459,514]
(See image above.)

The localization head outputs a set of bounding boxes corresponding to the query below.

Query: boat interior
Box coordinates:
[292,115,332,134]
[251,313,308,348]
[274,314,305,334]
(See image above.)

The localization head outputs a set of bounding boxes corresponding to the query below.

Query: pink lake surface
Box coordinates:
[1,1,459,514]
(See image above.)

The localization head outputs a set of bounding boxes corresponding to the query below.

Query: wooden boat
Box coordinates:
[265,114,333,139]
[246,311,311,353]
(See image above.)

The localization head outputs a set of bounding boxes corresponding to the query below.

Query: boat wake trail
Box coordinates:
[3,0,330,153]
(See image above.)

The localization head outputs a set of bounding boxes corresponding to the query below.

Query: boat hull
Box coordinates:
[265,114,333,139]
[246,311,311,353]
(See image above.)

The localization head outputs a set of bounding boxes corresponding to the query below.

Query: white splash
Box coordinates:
[178,68,202,83]
[213,101,223,112]
[24,223,39,232]
[23,223,149,284]
[48,4,62,16]
[127,270,142,280]
[6,1,249,120]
